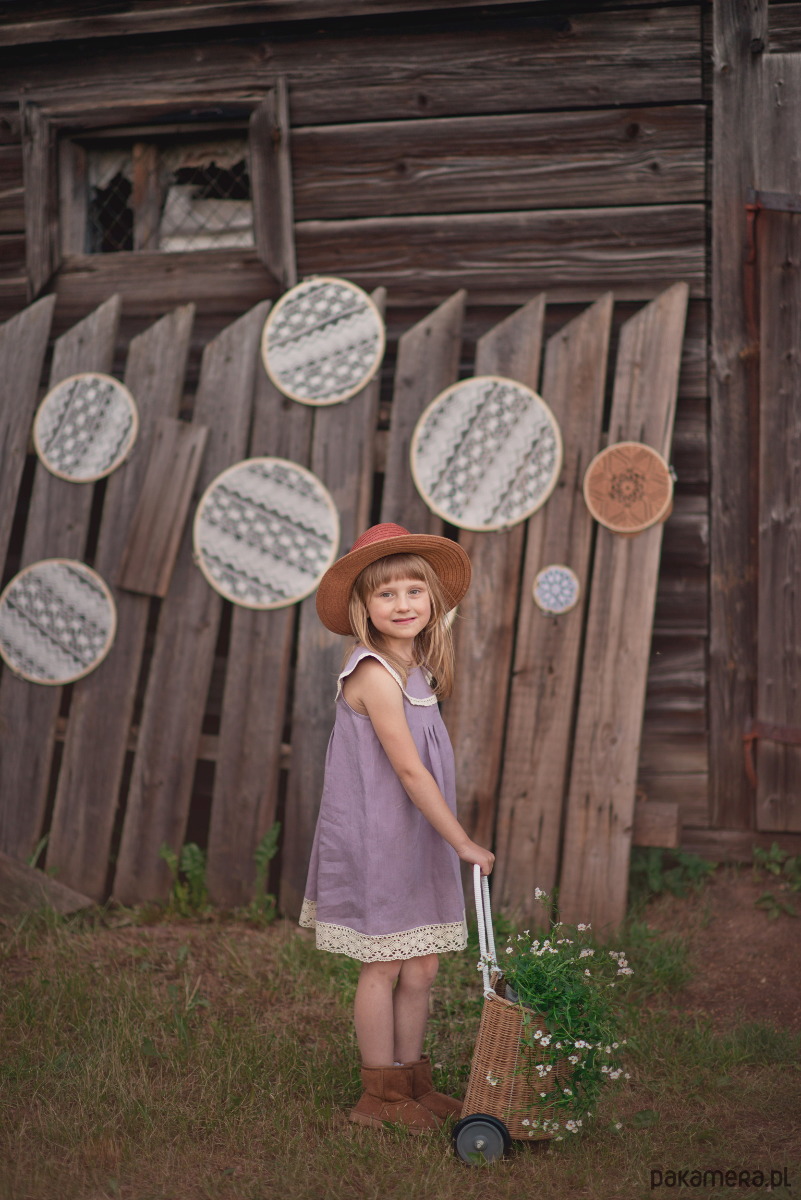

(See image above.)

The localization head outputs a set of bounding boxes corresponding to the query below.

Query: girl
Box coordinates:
[300,522,494,1133]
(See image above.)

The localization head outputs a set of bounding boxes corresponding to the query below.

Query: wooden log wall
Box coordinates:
[5,0,794,908]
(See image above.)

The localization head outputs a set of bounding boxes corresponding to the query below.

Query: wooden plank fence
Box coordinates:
[0,282,701,928]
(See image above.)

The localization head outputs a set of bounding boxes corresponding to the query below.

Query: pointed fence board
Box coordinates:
[444,296,546,851]
[380,290,465,531]
[46,305,195,898]
[0,295,121,861]
[755,205,801,831]
[0,850,93,918]
[279,290,385,920]
[492,295,614,915]
[117,416,209,598]
[0,295,55,566]
[113,302,268,905]
[558,282,689,931]
[206,346,315,907]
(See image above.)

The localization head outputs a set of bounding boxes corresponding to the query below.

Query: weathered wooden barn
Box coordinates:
[0,0,799,929]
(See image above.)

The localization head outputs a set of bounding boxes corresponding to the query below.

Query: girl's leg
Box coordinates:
[392,953,439,1065]
[353,959,402,1067]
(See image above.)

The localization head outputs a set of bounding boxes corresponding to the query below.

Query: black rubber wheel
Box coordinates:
[452,1113,512,1164]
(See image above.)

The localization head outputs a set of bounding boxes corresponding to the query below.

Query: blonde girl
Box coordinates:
[300,523,494,1132]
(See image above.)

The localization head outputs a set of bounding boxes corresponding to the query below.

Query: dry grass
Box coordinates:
[1,900,799,1200]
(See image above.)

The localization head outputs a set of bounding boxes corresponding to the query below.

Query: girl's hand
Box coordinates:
[458,841,495,876]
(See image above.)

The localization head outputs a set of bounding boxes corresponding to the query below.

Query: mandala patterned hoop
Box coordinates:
[583,441,673,535]
[0,559,117,685]
[33,372,139,482]
[410,375,563,532]
[193,457,340,609]
[261,276,385,406]
[533,565,581,615]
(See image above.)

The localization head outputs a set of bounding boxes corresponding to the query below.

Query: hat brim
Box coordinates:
[315,533,471,635]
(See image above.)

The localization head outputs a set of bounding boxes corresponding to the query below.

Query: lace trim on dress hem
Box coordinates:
[336,650,438,707]
[298,904,468,962]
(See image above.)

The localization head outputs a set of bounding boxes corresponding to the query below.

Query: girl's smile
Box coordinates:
[367,577,431,658]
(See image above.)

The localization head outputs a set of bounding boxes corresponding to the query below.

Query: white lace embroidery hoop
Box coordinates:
[261,276,386,406]
[410,375,563,531]
[533,565,581,615]
[0,558,117,685]
[33,372,139,483]
[193,457,339,609]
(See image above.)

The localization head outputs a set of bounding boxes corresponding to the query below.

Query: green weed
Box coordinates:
[628,848,716,909]
[159,842,209,917]
[752,843,801,918]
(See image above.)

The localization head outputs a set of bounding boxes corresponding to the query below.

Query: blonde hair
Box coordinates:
[346,553,455,698]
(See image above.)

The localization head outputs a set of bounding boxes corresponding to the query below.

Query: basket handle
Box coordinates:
[473,864,500,996]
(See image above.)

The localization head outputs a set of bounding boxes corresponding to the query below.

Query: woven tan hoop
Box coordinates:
[583,441,673,535]
[260,276,385,406]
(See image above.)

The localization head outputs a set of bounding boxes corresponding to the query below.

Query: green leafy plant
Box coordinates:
[488,888,634,1137]
[159,842,208,917]
[628,847,715,908]
[247,822,281,923]
[752,843,801,918]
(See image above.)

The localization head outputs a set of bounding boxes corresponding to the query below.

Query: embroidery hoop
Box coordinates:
[583,441,673,535]
[533,564,581,615]
[410,375,563,532]
[33,372,139,482]
[0,558,117,685]
[193,457,340,609]
[260,276,386,406]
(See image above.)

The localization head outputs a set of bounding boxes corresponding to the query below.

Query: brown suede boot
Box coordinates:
[408,1056,463,1120]
[349,1065,442,1132]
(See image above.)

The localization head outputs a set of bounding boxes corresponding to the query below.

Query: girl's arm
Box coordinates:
[347,658,495,875]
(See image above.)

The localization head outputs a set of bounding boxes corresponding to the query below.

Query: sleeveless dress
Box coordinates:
[299,645,467,962]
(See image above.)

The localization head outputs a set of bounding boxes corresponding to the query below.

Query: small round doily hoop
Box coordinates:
[533,564,581,615]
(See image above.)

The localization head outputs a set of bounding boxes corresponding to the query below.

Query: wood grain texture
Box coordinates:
[2,11,703,122]
[631,800,680,849]
[21,103,58,298]
[681,827,801,863]
[206,336,315,907]
[250,79,297,289]
[0,294,55,566]
[296,206,706,304]
[381,290,464,531]
[558,282,689,932]
[279,290,385,921]
[708,0,766,830]
[492,295,613,915]
[113,302,267,905]
[0,144,24,233]
[0,295,120,862]
[444,296,546,855]
[117,417,209,598]
[46,305,195,898]
[0,850,93,917]
[292,106,706,220]
[755,217,801,829]
[636,771,708,830]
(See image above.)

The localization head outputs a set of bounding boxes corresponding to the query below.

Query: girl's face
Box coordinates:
[366,575,431,655]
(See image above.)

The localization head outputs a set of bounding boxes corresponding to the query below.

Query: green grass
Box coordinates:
[1,906,799,1200]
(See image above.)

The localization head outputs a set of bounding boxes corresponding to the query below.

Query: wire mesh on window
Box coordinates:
[85,138,254,254]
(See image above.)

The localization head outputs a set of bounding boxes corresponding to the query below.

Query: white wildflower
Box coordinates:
[540,1092,547,1098]
[568,1055,579,1065]
[521,1118,530,1126]
[577,922,591,931]
[534,887,545,899]
[579,948,595,958]
[563,1088,572,1096]
[612,1042,619,1049]
[614,1122,622,1131]
[505,946,514,955]
[584,969,591,977]
[486,1073,499,1086]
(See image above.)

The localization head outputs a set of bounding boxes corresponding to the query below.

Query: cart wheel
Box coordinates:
[452,1113,511,1164]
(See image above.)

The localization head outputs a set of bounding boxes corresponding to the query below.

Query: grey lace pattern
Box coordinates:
[35,374,136,480]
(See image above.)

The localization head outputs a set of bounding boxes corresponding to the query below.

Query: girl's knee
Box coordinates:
[360,959,402,986]
[400,953,439,989]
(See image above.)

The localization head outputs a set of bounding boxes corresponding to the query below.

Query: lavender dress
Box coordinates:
[299,646,467,962]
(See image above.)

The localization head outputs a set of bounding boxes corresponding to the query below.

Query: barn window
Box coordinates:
[21,83,295,297]
[83,136,254,254]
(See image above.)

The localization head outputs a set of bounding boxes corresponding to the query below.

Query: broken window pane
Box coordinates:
[83,136,254,254]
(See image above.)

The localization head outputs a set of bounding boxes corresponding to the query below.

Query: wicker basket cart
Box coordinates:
[453,866,565,1165]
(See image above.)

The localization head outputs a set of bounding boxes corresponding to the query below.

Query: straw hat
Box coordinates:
[315,523,472,635]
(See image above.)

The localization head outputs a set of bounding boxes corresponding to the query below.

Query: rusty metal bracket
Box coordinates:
[743,718,801,789]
